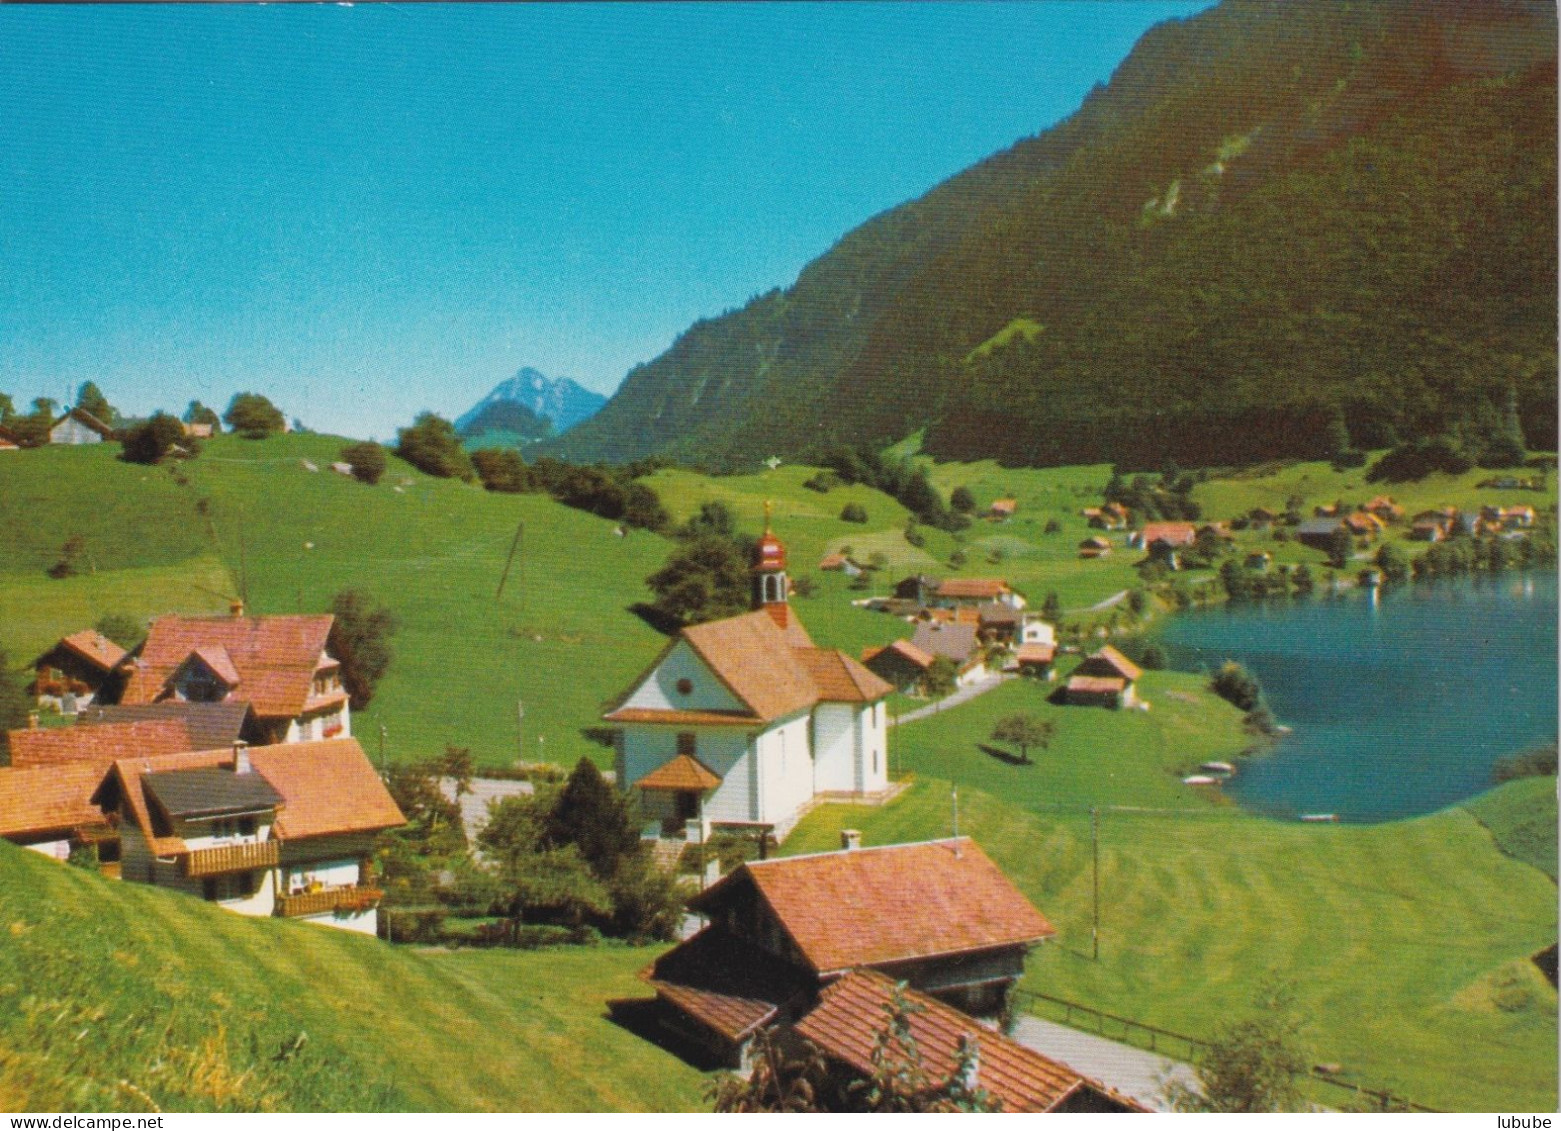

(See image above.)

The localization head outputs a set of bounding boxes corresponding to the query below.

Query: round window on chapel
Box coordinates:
[676,678,694,696]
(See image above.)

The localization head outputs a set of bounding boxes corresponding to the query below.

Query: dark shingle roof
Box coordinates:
[142,767,283,820]
[76,701,251,751]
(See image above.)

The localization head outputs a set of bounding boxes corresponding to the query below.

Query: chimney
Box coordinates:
[229,599,245,618]
[840,829,861,852]
[233,740,251,774]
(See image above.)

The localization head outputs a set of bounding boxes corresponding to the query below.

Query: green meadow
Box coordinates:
[0,841,705,1112]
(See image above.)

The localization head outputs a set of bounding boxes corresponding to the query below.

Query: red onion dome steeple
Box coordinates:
[752,501,791,626]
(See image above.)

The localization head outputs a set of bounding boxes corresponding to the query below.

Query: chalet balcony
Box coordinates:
[276,885,384,919]
[183,839,280,878]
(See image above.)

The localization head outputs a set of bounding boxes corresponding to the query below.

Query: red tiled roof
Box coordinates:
[8,719,194,769]
[57,631,128,673]
[819,554,848,570]
[796,969,1143,1112]
[0,762,114,840]
[643,927,815,1042]
[935,578,1011,600]
[638,753,723,792]
[795,649,894,703]
[873,638,935,670]
[190,645,242,687]
[1015,643,1056,664]
[120,614,335,719]
[1077,645,1141,682]
[249,739,405,840]
[691,838,1054,975]
[1140,522,1197,547]
[603,707,761,727]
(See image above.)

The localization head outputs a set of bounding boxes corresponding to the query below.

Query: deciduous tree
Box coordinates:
[327,589,397,708]
[989,713,1054,764]
[340,441,388,486]
[223,392,286,439]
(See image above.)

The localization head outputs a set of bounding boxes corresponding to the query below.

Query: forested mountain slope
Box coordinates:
[553,0,1556,470]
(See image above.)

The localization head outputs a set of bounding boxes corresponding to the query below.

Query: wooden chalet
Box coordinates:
[988,498,1017,520]
[641,836,1054,1069]
[861,638,936,692]
[95,737,403,932]
[1079,535,1112,559]
[932,577,1023,609]
[31,630,129,713]
[1065,646,1142,709]
[909,621,985,686]
[1014,642,1057,679]
[794,969,1146,1112]
[118,610,349,744]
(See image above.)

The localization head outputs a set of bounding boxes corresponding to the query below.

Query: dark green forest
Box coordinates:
[551,0,1557,471]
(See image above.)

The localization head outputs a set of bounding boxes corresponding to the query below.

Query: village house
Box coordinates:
[1014,642,1057,680]
[1343,511,1384,539]
[74,700,253,751]
[1365,496,1406,523]
[117,608,350,744]
[1130,521,1199,569]
[31,630,129,713]
[8,717,198,769]
[640,835,1055,1069]
[794,969,1145,1112]
[1297,516,1349,552]
[893,574,941,605]
[909,621,986,687]
[48,406,115,445]
[932,578,1024,609]
[95,737,403,933]
[605,525,893,844]
[1083,502,1129,530]
[1079,535,1112,559]
[1065,646,1142,709]
[817,552,862,577]
[861,638,936,693]
[183,420,215,440]
[987,498,1017,521]
[0,761,118,864]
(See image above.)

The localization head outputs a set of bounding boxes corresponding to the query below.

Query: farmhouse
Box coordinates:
[606,526,892,844]
[933,578,1024,609]
[1297,517,1348,552]
[96,737,403,932]
[988,497,1017,520]
[49,406,115,445]
[1014,642,1057,679]
[1065,646,1142,709]
[31,630,129,712]
[641,835,1054,1069]
[909,621,986,686]
[118,609,350,744]
[0,761,118,863]
[818,553,862,577]
[795,969,1145,1112]
[861,638,936,692]
[1079,535,1112,559]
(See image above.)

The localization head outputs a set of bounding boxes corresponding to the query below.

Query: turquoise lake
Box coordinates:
[1154,571,1558,822]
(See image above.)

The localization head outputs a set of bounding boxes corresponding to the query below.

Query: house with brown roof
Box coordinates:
[7,718,197,770]
[861,638,936,692]
[0,761,118,864]
[605,526,893,844]
[31,630,129,713]
[932,578,1024,609]
[1079,535,1112,559]
[49,406,115,445]
[1065,646,1142,709]
[95,737,403,932]
[75,701,252,752]
[794,969,1145,1112]
[641,835,1055,1069]
[909,621,986,687]
[987,498,1017,520]
[118,609,349,744]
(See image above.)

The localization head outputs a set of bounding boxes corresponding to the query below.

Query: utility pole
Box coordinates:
[516,700,524,765]
[496,518,524,601]
[951,785,959,839]
[1091,805,1101,962]
[378,723,387,775]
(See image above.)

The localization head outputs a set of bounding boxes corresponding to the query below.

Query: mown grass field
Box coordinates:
[784,775,1558,1112]
[888,670,1255,811]
[0,841,704,1112]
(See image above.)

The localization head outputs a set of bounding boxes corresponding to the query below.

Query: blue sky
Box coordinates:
[0,2,1213,441]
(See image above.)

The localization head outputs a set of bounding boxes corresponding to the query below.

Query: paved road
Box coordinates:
[1010,1016,1197,1112]
[888,673,1009,728]
[1069,588,1131,615]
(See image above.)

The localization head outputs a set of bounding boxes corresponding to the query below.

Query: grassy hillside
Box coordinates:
[0,841,704,1112]
[1466,776,1559,880]
[785,778,1558,1112]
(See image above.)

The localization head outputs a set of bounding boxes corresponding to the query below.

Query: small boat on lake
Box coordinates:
[1182,775,1221,786]
[1199,761,1236,775]
[1299,813,1338,823]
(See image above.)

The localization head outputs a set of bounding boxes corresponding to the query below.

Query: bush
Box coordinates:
[1367,436,1473,483]
[802,471,841,494]
[1211,661,1263,713]
[396,412,475,482]
[1044,518,1062,534]
[1138,643,1167,670]
[339,441,387,485]
[121,412,193,465]
[223,393,286,439]
[1330,448,1367,470]
[471,448,530,493]
[1493,744,1558,783]
[840,503,868,523]
[950,486,976,513]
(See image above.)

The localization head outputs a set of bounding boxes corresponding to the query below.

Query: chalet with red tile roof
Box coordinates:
[795,969,1146,1112]
[7,718,195,769]
[605,524,892,843]
[987,497,1017,520]
[1065,646,1142,709]
[932,577,1024,609]
[0,761,118,863]
[95,737,402,932]
[119,610,349,744]
[642,835,1054,1069]
[31,630,129,713]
